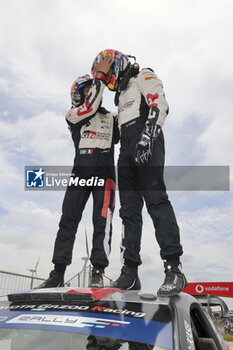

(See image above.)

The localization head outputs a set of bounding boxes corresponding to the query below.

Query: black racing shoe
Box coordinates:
[111,265,141,290]
[157,263,187,297]
[35,270,64,289]
[89,267,104,288]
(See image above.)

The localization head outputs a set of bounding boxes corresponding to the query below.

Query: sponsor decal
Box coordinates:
[100,118,110,130]
[119,100,134,112]
[90,306,145,318]
[3,303,145,318]
[77,101,93,116]
[26,168,45,188]
[146,93,159,109]
[126,120,136,127]
[82,130,110,140]
[96,132,111,141]
[7,314,130,329]
[82,130,97,139]
[184,320,195,350]
[100,117,110,124]
[5,304,89,311]
[145,76,157,80]
[196,285,204,293]
[183,282,233,297]
[1,311,173,348]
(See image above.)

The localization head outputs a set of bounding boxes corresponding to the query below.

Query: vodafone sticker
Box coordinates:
[195,285,204,293]
[183,282,233,297]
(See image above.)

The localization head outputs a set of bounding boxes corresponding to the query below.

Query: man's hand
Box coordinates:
[93,53,114,83]
[94,53,114,74]
[135,120,161,166]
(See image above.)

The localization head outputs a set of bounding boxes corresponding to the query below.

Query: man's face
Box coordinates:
[106,66,113,84]
[83,84,91,96]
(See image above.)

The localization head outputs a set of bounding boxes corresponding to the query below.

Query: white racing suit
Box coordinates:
[52,80,119,268]
[117,68,183,265]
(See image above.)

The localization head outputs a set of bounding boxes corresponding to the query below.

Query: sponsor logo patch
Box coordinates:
[7,314,130,329]
[145,76,157,80]
[82,130,97,139]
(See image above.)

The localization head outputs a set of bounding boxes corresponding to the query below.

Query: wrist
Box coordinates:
[152,124,162,139]
[95,71,108,82]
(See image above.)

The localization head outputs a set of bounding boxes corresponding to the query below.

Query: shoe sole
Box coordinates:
[157,289,182,297]
[88,284,104,288]
[157,278,188,297]
[111,279,141,290]
[35,282,64,289]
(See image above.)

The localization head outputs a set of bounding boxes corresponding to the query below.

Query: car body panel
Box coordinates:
[0,288,229,350]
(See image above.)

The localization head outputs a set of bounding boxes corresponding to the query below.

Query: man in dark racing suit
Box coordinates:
[92,50,187,296]
[39,63,119,288]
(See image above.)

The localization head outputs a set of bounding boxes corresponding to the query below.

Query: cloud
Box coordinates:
[0,111,73,165]
[0,0,232,309]
[198,116,233,167]
[178,203,233,281]
[0,111,74,218]
[0,197,93,276]
[0,200,59,273]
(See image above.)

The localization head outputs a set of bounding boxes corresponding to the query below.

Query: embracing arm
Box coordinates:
[66,80,105,125]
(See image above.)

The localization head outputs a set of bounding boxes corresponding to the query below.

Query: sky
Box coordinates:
[0,0,233,308]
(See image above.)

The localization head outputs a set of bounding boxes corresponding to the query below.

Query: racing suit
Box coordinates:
[117,68,183,265]
[52,80,119,269]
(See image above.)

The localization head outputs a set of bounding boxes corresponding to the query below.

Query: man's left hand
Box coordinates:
[93,53,114,83]
[135,121,161,166]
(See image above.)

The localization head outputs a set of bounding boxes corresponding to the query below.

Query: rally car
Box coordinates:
[0,287,229,350]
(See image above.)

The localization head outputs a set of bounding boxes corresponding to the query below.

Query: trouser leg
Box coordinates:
[140,133,183,260]
[91,177,116,268]
[118,155,144,266]
[143,190,182,260]
[52,186,91,265]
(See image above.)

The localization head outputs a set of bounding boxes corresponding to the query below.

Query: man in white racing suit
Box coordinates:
[92,49,187,296]
[38,63,119,288]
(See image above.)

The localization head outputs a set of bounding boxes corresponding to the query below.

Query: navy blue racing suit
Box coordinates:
[52,81,119,268]
[117,68,183,265]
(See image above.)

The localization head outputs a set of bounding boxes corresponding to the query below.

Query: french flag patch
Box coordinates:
[80,149,93,154]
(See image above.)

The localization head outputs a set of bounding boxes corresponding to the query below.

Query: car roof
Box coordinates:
[1,288,181,350]
[3,287,198,308]
[2,288,226,350]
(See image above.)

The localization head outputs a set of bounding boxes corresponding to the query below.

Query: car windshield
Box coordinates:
[0,299,173,349]
[0,330,168,350]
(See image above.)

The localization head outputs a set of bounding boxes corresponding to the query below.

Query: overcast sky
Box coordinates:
[0,0,233,307]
